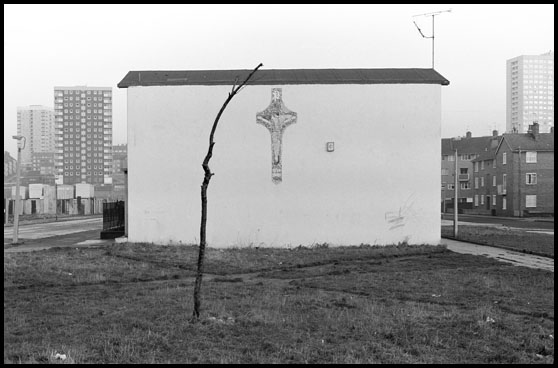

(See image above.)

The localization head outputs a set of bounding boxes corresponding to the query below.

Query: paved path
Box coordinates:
[441,238,554,272]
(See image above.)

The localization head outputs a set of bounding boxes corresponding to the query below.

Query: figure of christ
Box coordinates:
[256,88,298,183]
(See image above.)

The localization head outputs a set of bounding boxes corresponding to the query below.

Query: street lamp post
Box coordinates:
[12,135,26,245]
[454,148,459,237]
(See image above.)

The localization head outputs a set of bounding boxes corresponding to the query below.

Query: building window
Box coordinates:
[441,168,449,176]
[493,176,497,187]
[460,182,470,190]
[448,155,455,162]
[474,162,479,172]
[480,195,484,205]
[481,177,485,187]
[525,195,537,208]
[474,177,479,189]
[526,173,537,184]
[481,161,484,170]
[503,174,507,188]
[474,195,478,206]
[526,151,537,163]
[503,197,507,210]
[447,183,455,190]
[503,152,507,165]
[492,195,496,206]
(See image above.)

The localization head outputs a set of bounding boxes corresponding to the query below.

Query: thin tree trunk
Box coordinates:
[192,63,263,321]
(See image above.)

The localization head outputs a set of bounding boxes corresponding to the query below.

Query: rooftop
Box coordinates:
[117,68,450,88]
[501,132,554,152]
[441,136,495,156]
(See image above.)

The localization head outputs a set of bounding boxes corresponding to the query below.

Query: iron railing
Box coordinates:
[102,200,125,232]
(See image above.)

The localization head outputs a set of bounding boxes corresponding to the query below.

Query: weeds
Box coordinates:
[3,243,554,364]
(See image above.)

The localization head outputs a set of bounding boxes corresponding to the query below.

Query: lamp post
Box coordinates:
[453,148,459,237]
[12,135,26,245]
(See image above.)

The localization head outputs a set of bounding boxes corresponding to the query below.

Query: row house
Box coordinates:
[441,131,499,213]
[470,123,554,217]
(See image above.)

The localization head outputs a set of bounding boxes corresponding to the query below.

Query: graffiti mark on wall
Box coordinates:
[256,88,297,184]
[385,193,418,230]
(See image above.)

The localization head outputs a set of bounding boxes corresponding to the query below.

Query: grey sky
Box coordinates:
[3,4,554,157]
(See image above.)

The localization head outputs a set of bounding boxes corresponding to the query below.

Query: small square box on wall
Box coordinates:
[326,142,335,152]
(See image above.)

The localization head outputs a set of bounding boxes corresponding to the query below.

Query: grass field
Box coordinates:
[441,224,554,258]
[4,243,554,364]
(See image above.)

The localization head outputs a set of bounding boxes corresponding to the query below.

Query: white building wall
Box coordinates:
[127,84,442,247]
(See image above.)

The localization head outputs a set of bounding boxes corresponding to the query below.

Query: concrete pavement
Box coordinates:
[440,238,553,272]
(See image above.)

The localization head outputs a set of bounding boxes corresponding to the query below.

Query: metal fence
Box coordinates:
[102,200,125,232]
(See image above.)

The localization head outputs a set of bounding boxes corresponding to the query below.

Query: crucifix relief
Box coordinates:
[256,88,298,184]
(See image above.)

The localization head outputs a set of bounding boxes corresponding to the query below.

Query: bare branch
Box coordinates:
[191,62,263,321]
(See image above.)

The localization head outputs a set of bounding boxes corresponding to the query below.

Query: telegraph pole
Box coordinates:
[413,9,451,69]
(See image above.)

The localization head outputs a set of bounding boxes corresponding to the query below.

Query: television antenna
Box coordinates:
[412,9,451,69]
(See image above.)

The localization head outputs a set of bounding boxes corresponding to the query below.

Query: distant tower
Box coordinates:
[506,51,554,133]
[53,86,113,185]
[17,105,55,170]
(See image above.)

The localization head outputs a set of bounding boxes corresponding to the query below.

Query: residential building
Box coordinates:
[16,105,55,171]
[506,51,554,134]
[4,151,17,178]
[112,144,127,175]
[54,86,113,185]
[440,131,500,213]
[118,68,449,247]
[111,144,127,192]
[471,123,554,217]
[31,152,55,175]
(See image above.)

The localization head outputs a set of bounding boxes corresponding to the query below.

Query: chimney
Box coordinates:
[492,130,498,137]
[466,131,472,138]
[528,122,540,139]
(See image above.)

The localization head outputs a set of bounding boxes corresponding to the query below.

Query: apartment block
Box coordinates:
[506,51,554,134]
[441,131,500,213]
[54,86,113,185]
[472,123,554,217]
[16,105,55,169]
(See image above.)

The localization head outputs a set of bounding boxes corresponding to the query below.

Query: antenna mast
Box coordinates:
[413,9,451,69]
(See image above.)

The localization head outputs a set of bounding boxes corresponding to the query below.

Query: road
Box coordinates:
[4,217,103,240]
[4,217,112,252]
[441,213,553,229]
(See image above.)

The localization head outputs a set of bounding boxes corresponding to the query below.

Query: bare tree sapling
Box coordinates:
[191,63,263,321]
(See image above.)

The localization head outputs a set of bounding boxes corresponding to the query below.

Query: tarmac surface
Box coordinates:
[4,216,554,273]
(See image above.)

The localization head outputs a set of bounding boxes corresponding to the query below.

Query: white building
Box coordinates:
[118,68,449,248]
[16,105,55,167]
[54,86,113,185]
[506,51,554,134]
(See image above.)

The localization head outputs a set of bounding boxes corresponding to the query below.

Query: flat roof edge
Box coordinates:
[117,69,450,88]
